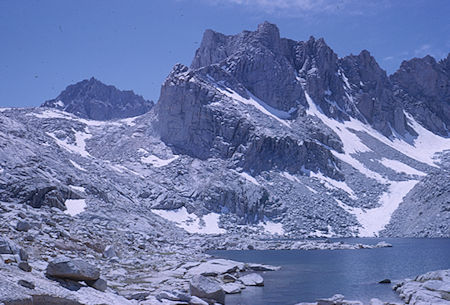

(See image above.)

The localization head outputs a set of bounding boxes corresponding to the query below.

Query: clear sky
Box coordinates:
[1,0,449,107]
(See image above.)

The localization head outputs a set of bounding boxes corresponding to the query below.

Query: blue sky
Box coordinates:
[1,0,449,107]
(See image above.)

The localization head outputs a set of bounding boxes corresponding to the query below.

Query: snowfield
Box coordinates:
[310,171,357,199]
[139,148,179,167]
[260,220,284,235]
[239,172,261,186]
[64,199,87,216]
[151,207,226,234]
[337,180,419,237]
[304,91,450,236]
[47,129,92,158]
[379,158,426,176]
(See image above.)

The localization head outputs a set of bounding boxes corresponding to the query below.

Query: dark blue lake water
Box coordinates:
[208,238,450,305]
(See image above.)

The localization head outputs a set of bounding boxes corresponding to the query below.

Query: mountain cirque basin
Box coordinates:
[1,21,450,304]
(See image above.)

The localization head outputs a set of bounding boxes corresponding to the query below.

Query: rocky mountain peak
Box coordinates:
[306,36,328,48]
[190,29,228,69]
[297,36,338,77]
[86,76,103,85]
[342,49,387,80]
[191,21,282,70]
[41,78,154,120]
[189,22,305,112]
[441,53,450,71]
[357,49,381,70]
[177,23,422,137]
[390,54,450,135]
[254,21,281,52]
[256,21,279,34]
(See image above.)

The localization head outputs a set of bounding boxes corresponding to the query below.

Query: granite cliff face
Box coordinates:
[155,21,450,237]
[155,63,341,179]
[42,77,154,120]
[189,22,410,137]
[391,54,450,136]
[1,22,450,240]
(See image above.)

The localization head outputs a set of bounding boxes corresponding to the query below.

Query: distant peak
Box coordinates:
[86,77,104,85]
[255,21,281,51]
[359,49,372,58]
[257,21,279,34]
[422,54,436,63]
[306,36,329,48]
[399,55,437,69]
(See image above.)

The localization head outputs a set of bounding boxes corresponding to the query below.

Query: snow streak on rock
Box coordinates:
[216,87,292,128]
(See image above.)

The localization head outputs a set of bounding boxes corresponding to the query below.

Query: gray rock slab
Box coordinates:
[46,258,100,281]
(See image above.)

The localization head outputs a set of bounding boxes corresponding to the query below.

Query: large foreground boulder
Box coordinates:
[46,258,100,281]
[394,269,450,304]
[239,273,264,286]
[187,259,245,277]
[189,275,225,304]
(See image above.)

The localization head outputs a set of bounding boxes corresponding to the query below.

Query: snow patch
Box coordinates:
[119,116,139,126]
[69,185,85,193]
[305,92,370,154]
[55,100,65,107]
[152,207,226,234]
[280,172,318,193]
[30,109,118,126]
[333,151,387,183]
[110,164,144,177]
[385,113,450,167]
[140,154,179,168]
[47,129,92,158]
[305,185,318,194]
[261,221,284,235]
[108,162,124,173]
[337,180,419,237]
[69,160,87,172]
[310,171,357,199]
[64,199,86,216]
[280,172,322,194]
[339,69,352,90]
[380,158,426,176]
[305,92,386,183]
[310,225,335,238]
[239,172,260,186]
[216,87,291,128]
[306,93,450,168]
[30,110,72,120]
[281,171,301,183]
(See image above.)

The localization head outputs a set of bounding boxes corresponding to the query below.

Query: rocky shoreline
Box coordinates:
[296,269,450,305]
[0,200,401,305]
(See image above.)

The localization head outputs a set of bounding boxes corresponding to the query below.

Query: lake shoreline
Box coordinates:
[209,238,450,305]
